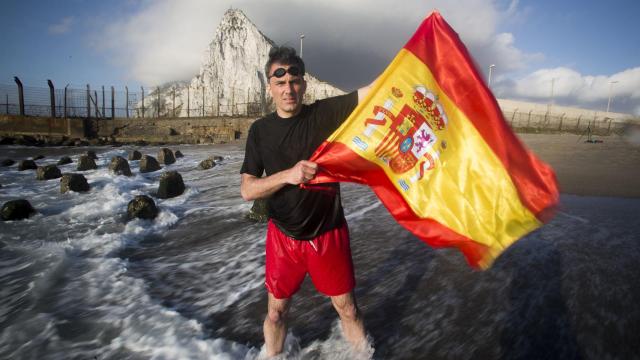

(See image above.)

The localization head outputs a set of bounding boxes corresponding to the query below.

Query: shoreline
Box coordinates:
[2,133,638,198]
[518,133,640,198]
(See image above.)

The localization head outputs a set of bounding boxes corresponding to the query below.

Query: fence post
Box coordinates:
[141,86,145,118]
[86,84,91,119]
[558,113,565,131]
[64,84,69,118]
[156,86,160,118]
[111,86,115,119]
[172,87,176,117]
[94,91,99,118]
[187,86,190,118]
[125,86,129,118]
[47,79,56,118]
[576,115,581,132]
[201,85,205,117]
[14,76,25,116]
[527,110,532,128]
[101,86,105,118]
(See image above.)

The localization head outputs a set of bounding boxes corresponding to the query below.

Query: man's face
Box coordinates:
[267,62,306,118]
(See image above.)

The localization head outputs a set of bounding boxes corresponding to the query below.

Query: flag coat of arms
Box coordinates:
[307,11,559,269]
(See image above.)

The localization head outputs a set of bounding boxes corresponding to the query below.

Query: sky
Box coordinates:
[1,0,639,115]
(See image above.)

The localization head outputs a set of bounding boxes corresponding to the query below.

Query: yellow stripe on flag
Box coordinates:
[326,49,541,263]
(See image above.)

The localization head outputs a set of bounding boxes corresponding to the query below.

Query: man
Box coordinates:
[240,46,373,357]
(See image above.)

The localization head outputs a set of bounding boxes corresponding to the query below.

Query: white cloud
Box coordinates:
[89,0,640,114]
[493,66,640,114]
[97,0,230,85]
[49,16,74,34]
[93,0,536,87]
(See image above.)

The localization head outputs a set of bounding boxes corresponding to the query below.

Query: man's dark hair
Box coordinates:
[265,46,305,78]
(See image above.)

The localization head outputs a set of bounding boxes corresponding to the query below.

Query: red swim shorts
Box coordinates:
[265,220,355,299]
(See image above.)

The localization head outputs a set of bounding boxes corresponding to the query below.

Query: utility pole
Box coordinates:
[606,80,619,115]
[548,77,558,113]
[488,64,495,87]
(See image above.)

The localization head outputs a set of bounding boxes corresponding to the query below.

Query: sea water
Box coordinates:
[1,143,639,359]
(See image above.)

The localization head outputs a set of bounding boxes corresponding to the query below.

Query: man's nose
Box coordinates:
[286,82,296,93]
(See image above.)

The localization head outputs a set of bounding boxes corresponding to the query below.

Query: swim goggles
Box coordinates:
[268,66,302,79]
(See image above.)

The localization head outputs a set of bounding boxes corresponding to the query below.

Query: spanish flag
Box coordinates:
[308,11,559,269]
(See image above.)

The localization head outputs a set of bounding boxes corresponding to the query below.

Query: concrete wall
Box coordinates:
[91,116,255,143]
[0,115,86,139]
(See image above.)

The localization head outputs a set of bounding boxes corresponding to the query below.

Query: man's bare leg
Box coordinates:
[330,291,366,349]
[264,293,291,357]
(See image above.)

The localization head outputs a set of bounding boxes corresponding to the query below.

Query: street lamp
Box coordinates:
[300,34,305,58]
[548,77,558,113]
[606,80,619,115]
[488,64,496,87]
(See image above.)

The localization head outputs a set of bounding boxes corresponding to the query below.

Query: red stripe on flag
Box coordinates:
[310,141,489,267]
[403,13,558,220]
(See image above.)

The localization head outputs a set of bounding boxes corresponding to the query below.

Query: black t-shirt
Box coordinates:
[241,91,358,239]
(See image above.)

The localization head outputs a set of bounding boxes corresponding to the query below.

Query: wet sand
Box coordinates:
[517,133,640,198]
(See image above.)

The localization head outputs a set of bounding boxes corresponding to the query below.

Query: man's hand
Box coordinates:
[286,160,318,185]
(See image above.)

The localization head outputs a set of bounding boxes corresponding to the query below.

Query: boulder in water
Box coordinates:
[57,156,73,165]
[198,158,216,170]
[16,135,39,146]
[60,173,90,193]
[109,156,132,176]
[77,155,97,171]
[246,198,269,223]
[157,171,185,199]
[140,155,161,173]
[1,159,15,167]
[128,150,142,161]
[174,150,184,158]
[33,155,45,160]
[18,160,38,171]
[86,150,98,160]
[158,148,176,165]
[36,165,62,180]
[1,199,36,221]
[0,137,15,145]
[127,195,158,220]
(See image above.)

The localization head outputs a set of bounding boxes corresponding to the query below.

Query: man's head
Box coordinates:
[266,46,307,118]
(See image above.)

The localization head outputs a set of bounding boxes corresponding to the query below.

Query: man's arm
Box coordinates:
[240,160,318,201]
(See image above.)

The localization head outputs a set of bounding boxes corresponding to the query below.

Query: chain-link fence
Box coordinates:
[0,78,346,120]
[0,78,271,119]
[503,108,630,135]
[7,78,630,132]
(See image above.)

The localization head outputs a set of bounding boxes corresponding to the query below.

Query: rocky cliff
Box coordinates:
[142,9,344,117]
